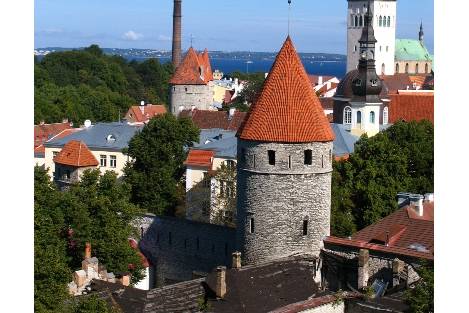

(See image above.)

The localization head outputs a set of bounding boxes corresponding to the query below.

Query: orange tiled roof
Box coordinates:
[389,93,434,124]
[237,37,335,143]
[53,140,99,167]
[126,104,167,123]
[34,121,72,147]
[169,47,213,85]
[184,149,215,168]
[34,128,82,155]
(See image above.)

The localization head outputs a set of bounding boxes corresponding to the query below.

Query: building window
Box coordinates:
[415,63,419,73]
[344,106,352,124]
[370,111,376,124]
[355,15,358,27]
[249,217,255,233]
[100,155,107,167]
[303,220,308,236]
[268,150,275,165]
[396,63,399,73]
[425,63,429,73]
[381,63,386,75]
[387,16,391,27]
[359,15,363,27]
[226,160,235,170]
[110,155,117,168]
[357,111,362,124]
[253,154,256,168]
[321,155,324,168]
[351,14,354,26]
[354,45,357,52]
[329,149,332,162]
[304,150,313,165]
[173,86,176,91]
[405,63,409,74]
[288,155,292,169]
[383,107,389,125]
[379,16,382,27]
[379,46,382,52]
[185,87,188,92]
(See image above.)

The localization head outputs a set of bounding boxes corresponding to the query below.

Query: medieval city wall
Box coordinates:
[236,140,333,265]
[136,215,236,286]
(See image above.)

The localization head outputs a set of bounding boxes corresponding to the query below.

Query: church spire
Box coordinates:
[419,21,424,43]
[352,1,383,103]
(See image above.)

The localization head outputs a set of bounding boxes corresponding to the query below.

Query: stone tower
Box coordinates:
[347,0,396,75]
[236,37,335,265]
[172,0,182,68]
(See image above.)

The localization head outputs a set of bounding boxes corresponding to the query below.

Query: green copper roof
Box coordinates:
[395,39,432,62]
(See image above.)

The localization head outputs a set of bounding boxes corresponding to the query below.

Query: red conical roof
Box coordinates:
[170,47,213,85]
[53,140,98,167]
[237,37,335,142]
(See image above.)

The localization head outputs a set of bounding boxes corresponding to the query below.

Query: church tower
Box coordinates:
[236,37,335,265]
[347,0,396,75]
[349,3,383,137]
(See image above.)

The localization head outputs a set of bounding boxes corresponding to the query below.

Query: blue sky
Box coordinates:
[35,0,434,54]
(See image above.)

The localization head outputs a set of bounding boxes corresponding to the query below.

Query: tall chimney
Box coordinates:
[215,266,227,298]
[85,242,91,259]
[172,0,182,68]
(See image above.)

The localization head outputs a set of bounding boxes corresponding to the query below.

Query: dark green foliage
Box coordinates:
[34,167,144,311]
[124,114,199,215]
[227,71,265,111]
[405,263,434,313]
[34,45,173,124]
[331,121,434,235]
[67,295,119,313]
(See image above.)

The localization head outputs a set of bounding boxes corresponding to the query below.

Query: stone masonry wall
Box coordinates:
[136,215,236,286]
[170,84,214,115]
[236,140,333,265]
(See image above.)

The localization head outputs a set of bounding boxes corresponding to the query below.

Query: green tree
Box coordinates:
[67,295,120,313]
[212,162,237,227]
[331,120,434,233]
[34,166,71,313]
[405,263,434,313]
[124,113,199,214]
[227,72,265,111]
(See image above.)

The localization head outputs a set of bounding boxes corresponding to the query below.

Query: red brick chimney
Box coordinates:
[172,0,182,68]
[85,242,91,259]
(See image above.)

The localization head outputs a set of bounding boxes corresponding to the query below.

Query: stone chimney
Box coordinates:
[409,194,424,216]
[357,249,369,290]
[172,0,182,68]
[232,251,241,269]
[215,266,227,298]
[118,274,130,287]
[85,242,91,259]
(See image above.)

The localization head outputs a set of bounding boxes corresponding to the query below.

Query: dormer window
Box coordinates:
[106,134,116,142]
[370,79,378,87]
[268,150,275,165]
[353,79,362,87]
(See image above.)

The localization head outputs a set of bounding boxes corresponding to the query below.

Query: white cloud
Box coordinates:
[122,30,143,41]
[158,35,171,41]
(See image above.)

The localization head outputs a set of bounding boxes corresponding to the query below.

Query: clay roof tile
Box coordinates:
[53,140,98,167]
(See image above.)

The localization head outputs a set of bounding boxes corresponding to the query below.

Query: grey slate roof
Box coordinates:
[331,123,359,157]
[44,122,143,152]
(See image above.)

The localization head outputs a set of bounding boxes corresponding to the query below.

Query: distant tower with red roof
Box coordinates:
[169,48,214,115]
[236,37,335,265]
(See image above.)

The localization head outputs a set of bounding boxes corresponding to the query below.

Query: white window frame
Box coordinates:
[110,155,117,168]
[100,155,107,167]
[370,111,376,124]
[383,107,389,125]
[344,106,352,125]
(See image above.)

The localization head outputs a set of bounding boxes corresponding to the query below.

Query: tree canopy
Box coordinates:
[226,71,265,112]
[331,120,434,236]
[34,167,144,312]
[34,45,173,124]
[124,113,200,215]
[405,263,434,313]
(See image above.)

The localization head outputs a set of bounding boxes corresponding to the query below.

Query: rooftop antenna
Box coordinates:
[288,0,292,35]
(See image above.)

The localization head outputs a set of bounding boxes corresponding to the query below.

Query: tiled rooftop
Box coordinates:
[184,150,215,168]
[169,47,213,85]
[126,104,167,123]
[53,140,99,167]
[388,93,434,124]
[238,37,334,143]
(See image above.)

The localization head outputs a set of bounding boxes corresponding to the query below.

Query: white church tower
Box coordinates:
[347,0,396,75]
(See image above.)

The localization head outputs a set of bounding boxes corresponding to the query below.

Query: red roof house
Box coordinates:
[184,150,215,169]
[125,104,167,123]
[34,121,72,147]
[170,47,213,85]
[53,140,99,167]
[388,94,434,124]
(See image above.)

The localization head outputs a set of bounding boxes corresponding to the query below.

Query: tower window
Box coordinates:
[344,106,352,124]
[354,45,357,52]
[321,155,324,168]
[303,220,308,236]
[357,111,362,124]
[405,63,409,74]
[383,107,389,125]
[268,150,275,165]
[387,16,391,27]
[379,16,382,27]
[396,63,399,73]
[381,63,386,75]
[370,111,376,124]
[415,63,419,73]
[249,217,255,233]
[288,155,292,169]
[304,150,313,165]
[355,15,358,27]
[253,154,256,168]
[359,15,363,27]
[329,149,332,162]
[425,63,429,73]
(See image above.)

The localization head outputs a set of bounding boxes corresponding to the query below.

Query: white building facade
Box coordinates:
[347,0,397,75]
